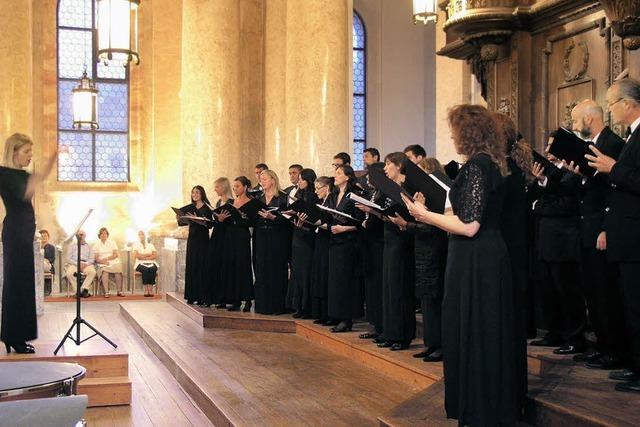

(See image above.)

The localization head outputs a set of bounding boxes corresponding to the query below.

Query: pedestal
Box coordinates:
[158,237,186,294]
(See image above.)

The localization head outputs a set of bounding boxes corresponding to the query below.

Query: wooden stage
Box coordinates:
[118,292,640,427]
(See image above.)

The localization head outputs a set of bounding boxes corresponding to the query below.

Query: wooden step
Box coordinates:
[166,291,296,333]
[0,341,128,379]
[78,376,132,407]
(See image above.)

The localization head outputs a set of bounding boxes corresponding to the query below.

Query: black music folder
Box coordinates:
[289,198,326,224]
[316,204,361,226]
[403,161,452,214]
[548,127,596,177]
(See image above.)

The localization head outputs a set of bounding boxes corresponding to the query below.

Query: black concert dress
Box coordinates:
[442,153,518,426]
[206,198,233,305]
[310,197,331,321]
[0,166,37,345]
[181,203,213,304]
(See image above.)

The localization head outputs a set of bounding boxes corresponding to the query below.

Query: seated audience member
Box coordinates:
[40,229,56,296]
[93,227,124,298]
[65,230,96,297]
[132,230,158,297]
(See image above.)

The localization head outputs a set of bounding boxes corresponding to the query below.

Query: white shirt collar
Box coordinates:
[630,116,640,135]
[590,131,601,144]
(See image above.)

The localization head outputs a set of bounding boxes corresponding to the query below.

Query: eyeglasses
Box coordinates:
[331,163,340,169]
[607,98,624,108]
[315,185,327,191]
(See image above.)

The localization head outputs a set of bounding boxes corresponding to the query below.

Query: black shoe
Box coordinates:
[413,347,436,358]
[415,308,422,314]
[313,319,325,324]
[553,344,587,355]
[324,320,339,326]
[423,348,443,362]
[215,304,226,309]
[242,301,252,312]
[390,342,410,351]
[186,300,194,305]
[300,313,312,319]
[615,379,640,393]
[292,312,303,319]
[377,341,393,348]
[573,349,602,363]
[586,355,624,370]
[530,337,563,347]
[359,332,379,340]
[609,369,639,382]
[372,336,387,344]
[5,342,35,354]
[227,304,241,312]
[330,321,352,333]
[81,289,91,298]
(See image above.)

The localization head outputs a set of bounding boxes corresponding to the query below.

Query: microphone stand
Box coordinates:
[54,212,117,355]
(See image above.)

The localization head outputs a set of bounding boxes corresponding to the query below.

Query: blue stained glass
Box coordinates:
[95,133,129,181]
[97,82,128,131]
[58,80,76,130]
[58,131,93,181]
[353,50,365,95]
[58,29,93,79]
[353,13,365,49]
[353,95,366,140]
[58,0,92,29]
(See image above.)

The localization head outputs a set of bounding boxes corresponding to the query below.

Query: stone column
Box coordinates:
[265,0,351,180]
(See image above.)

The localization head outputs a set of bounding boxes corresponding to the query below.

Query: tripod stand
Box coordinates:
[54,218,117,355]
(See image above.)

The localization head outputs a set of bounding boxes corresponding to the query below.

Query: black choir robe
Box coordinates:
[181,203,213,303]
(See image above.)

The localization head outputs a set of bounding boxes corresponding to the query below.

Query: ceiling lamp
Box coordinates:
[97,0,140,65]
[72,69,99,130]
[413,0,438,25]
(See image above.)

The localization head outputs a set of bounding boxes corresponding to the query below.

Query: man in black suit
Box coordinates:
[556,100,626,367]
[284,164,303,205]
[587,78,640,393]
[250,163,269,196]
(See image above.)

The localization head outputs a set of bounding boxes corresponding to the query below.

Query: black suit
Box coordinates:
[557,128,625,356]
[606,124,640,372]
[532,169,585,345]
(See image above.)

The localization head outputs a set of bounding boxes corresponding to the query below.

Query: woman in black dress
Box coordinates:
[178,185,213,305]
[206,177,234,308]
[309,176,333,323]
[1,133,55,354]
[287,168,318,318]
[404,104,518,426]
[217,176,255,312]
[254,170,290,315]
[326,165,364,333]
[493,112,533,407]
[374,152,416,351]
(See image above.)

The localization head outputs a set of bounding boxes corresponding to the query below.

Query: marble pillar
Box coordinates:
[158,238,186,294]
[265,0,351,180]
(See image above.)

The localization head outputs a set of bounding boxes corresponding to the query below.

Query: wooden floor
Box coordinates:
[121,300,424,426]
[31,301,212,427]
[45,294,162,303]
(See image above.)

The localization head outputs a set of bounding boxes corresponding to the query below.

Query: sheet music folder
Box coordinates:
[403,161,452,214]
[548,127,597,177]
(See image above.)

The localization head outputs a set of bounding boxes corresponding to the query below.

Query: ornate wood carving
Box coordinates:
[510,36,518,122]
[497,98,510,115]
[562,40,590,82]
[562,100,579,129]
[599,0,640,50]
[612,38,623,79]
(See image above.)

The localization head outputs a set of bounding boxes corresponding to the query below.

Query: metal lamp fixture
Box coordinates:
[72,68,99,130]
[413,0,438,25]
[97,0,140,65]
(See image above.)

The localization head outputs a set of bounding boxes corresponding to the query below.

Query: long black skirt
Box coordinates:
[327,233,363,320]
[184,226,210,303]
[311,229,330,319]
[254,225,290,314]
[205,225,226,305]
[287,229,315,313]
[220,224,254,304]
[363,231,384,330]
[443,229,518,426]
[381,224,415,343]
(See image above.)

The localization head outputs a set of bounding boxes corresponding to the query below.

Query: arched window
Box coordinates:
[352,11,366,170]
[57,0,130,182]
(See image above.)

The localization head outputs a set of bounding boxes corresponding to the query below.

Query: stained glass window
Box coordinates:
[57,0,130,182]
[353,11,366,171]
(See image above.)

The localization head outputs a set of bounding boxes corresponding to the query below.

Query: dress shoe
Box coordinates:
[573,349,602,363]
[413,347,436,358]
[377,341,393,348]
[530,337,562,347]
[615,379,640,393]
[390,342,410,351]
[359,332,379,340]
[313,319,325,325]
[5,342,35,354]
[330,321,352,333]
[300,313,312,319]
[553,345,586,355]
[186,300,194,305]
[242,301,253,313]
[324,320,339,326]
[81,289,90,298]
[586,355,624,370]
[423,348,443,362]
[292,312,303,319]
[372,336,387,344]
[609,369,639,382]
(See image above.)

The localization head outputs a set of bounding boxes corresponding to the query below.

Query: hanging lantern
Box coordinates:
[97,0,140,65]
[413,0,438,25]
[72,70,99,130]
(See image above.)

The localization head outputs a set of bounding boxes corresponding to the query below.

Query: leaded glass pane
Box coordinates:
[58,29,93,79]
[353,13,365,49]
[353,50,365,95]
[95,133,129,181]
[58,0,92,29]
[58,80,76,130]
[97,82,128,131]
[98,59,127,80]
[58,131,93,181]
[353,95,366,140]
